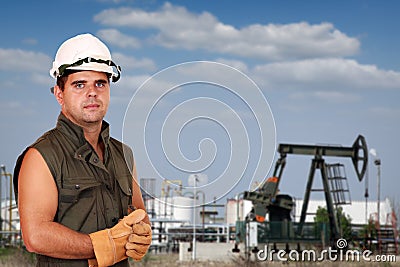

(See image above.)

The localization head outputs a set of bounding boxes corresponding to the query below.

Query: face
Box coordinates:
[54,71,110,128]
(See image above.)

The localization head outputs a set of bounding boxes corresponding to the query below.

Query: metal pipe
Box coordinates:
[0,166,13,234]
[8,172,12,232]
[236,192,244,223]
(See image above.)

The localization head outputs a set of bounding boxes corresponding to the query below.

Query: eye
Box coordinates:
[75,82,85,89]
[96,82,104,88]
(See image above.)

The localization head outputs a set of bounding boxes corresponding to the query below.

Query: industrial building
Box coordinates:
[0,135,398,262]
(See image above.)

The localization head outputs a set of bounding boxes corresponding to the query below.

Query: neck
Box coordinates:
[83,126,101,147]
[83,123,105,162]
[61,112,105,161]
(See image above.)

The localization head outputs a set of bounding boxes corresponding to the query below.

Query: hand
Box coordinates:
[125,222,152,261]
[89,209,146,266]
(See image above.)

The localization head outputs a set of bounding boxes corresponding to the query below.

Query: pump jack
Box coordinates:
[243,135,368,244]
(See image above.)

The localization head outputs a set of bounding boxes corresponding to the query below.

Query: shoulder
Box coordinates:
[32,128,60,150]
[109,137,133,155]
[14,146,54,201]
[109,137,135,169]
[14,128,61,187]
[21,147,47,167]
[14,128,58,175]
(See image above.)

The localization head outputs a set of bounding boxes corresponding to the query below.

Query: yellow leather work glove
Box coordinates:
[88,209,146,267]
[125,222,152,261]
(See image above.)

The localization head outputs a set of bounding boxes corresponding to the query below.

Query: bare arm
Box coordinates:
[18,148,95,259]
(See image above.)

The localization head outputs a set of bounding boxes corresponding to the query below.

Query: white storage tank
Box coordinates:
[225,198,253,225]
[148,195,201,225]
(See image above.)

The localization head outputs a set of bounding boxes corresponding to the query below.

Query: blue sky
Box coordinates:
[1,1,399,210]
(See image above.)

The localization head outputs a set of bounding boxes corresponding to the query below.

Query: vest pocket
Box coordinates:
[60,176,102,202]
[58,177,102,231]
[116,175,133,215]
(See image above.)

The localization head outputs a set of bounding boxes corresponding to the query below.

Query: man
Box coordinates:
[13,33,152,267]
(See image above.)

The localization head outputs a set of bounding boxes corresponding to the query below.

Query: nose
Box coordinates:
[86,84,97,98]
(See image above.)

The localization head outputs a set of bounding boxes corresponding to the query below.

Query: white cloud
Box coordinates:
[31,73,53,86]
[252,58,400,91]
[94,3,360,60]
[0,48,51,73]
[288,91,353,103]
[214,58,249,73]
[111,74,152,98]
[313,91,361,103]
[0,100,39,118]
[97,28,141,49]
[112,52,156,71]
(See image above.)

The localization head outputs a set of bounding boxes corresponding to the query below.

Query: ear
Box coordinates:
[53,85,64,106]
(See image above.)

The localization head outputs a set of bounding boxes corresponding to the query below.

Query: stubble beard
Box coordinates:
[81,108,107,126]
[63,102,107,128]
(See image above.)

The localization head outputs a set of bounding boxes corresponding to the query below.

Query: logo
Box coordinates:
[256,240,396,263]
[336,238,347,249]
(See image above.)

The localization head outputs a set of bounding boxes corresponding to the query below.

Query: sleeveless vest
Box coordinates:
[14,113,134,267]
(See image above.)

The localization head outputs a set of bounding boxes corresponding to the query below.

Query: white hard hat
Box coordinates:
[49,33,121,82]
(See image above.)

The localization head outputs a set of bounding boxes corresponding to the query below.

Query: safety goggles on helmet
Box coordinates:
[56,56,121,82]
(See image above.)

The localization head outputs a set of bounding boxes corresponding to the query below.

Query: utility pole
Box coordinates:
[375,158,381,226]
[370,149,381,226]
[192,175,198,261]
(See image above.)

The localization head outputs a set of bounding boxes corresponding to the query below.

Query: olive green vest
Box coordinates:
[14,113,134,267]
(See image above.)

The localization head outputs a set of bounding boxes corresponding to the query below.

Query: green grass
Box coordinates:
[0,247,36,266]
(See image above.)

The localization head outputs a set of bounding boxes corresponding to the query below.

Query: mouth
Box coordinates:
[84,103,101,109]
